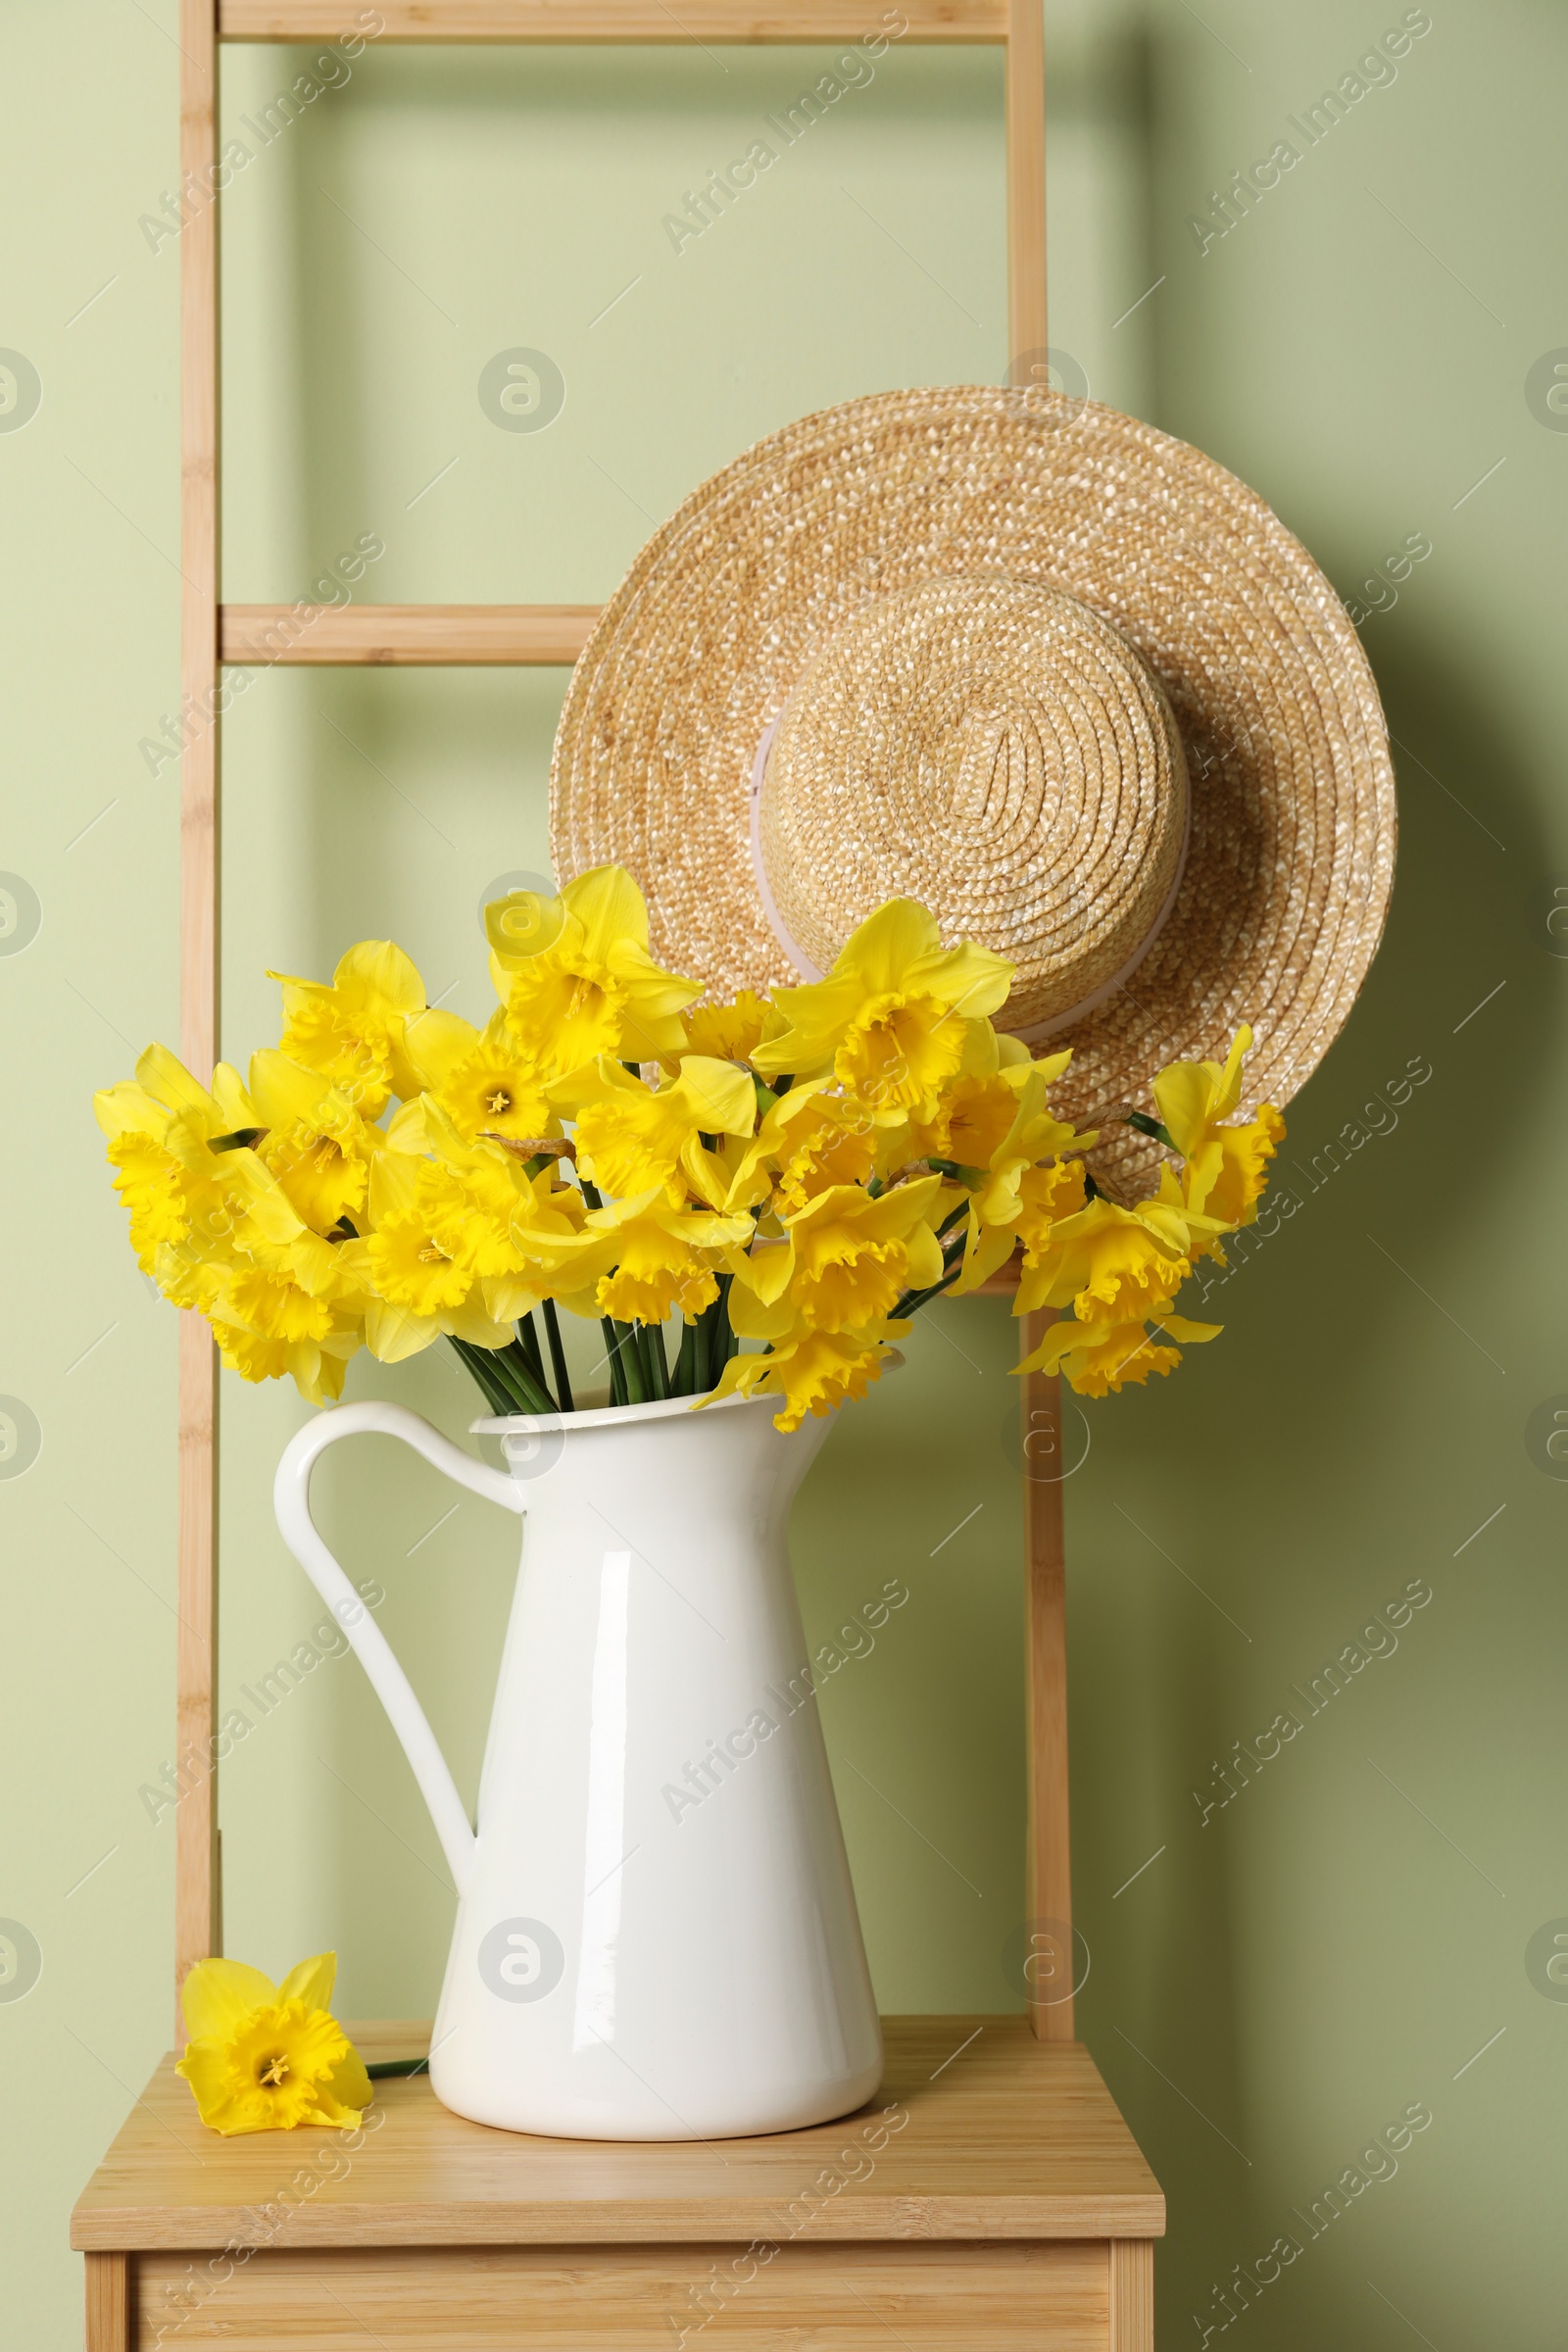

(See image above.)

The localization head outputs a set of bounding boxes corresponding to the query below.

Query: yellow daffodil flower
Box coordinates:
[97,1054,365,1401]
[193,1220,368,1406]
[562,1054,759,1208]
[710,1322,901,1431]
[536,1189,754,1326]
[1191,1103,1286,1234]
[95,1048,258,1268]
[248,1051,380,1234]
[175,1952,371,2135]
[597,1210,733,1325]
[752,900,1013,1117]
[1015,1195,1193,1323]
[952,1155,1089,1296]
[946,1052,1094,1294]
[684,990,779,1064]
[268,940,426,1119]
[96,1096,202,1271]
[1018,1298,1222,1393]
[398,1101,587,1311]
[401,1004,563,1149]
[730,1175,946,1337]
[906,1070,1023,1173]
[1019,1312,1180,1395]
[771,1116,880,1218]
[363,1162,496,1354]
[487,865,703,1070]
[892,1012,1034,1168]
[96,1047,312,1285]
[1151,1025,1248,1157]
[716,1080,878,1219]
[1152,1026,1285,1226]
[209,1320,363,1406]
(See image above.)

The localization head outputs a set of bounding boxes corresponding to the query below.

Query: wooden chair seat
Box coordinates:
[74,2016,1160,2349]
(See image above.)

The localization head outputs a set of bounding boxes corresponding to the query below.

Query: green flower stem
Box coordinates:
[365,2056,428,2081]
[673,1318,701,1397]
[542,1298,574,1412]
[450,1336,555,1418]
[643,1320,670,1400]
[601,1316,629,1408]
[515,1313,550,1391]
[578,1182,645,1400]
[615,1319,649,1405]
[449,1338,514,1415]
[892,1259,968,1318]
[706,1274,735,1388]
[632,1320,656,1400]
[489,1341,557,1417]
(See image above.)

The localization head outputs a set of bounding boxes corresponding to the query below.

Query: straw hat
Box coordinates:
[550,385,1396,1193]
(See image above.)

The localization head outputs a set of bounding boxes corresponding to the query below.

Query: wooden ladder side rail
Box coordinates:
[1022,1321,1071,2039]
[1005,0,1047,362]
[177,0,221,2041]
[975,1271,1071,2044]
[176,3,1054,2031]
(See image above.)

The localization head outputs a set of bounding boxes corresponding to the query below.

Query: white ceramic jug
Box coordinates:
[273,1387,883,2140]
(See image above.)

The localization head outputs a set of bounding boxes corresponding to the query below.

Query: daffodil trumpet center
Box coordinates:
[172,1959,373,2134]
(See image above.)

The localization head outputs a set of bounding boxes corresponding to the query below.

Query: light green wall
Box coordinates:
[3,3,1564,2342]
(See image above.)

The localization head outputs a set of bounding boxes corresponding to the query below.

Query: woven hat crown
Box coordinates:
[758,575,1188,1037]
[550,385,1396,1194]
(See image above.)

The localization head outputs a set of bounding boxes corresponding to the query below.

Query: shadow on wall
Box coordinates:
[1070,611,1548,2337]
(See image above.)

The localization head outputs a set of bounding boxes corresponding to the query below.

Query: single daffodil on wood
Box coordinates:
[175,1953,371,2134]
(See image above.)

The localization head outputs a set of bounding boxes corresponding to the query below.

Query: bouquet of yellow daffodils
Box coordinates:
[94,867,1283,1431]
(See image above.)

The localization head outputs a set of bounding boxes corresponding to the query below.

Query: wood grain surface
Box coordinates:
[176,0,221,2030]
[220,0,1006,40]
[1004,0,1048,360]
[74,2017,1163,2252]
[219,603,601,666]
[1020,1311,1073,2040]
[1109,2235,1156,2351]
[134,2239,1112,2347]
[83,2252,130,2352]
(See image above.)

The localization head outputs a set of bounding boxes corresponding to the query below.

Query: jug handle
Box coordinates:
[273,1400,524,1899]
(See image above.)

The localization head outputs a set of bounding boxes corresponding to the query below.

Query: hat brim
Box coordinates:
[550,386,1396,1195]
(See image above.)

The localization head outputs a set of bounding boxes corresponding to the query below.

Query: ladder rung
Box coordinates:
[220,0,1005,39]
[976,1258,1020,1296]
[219,603,600,665]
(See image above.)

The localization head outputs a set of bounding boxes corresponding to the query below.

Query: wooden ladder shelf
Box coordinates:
[73,5,1164,2343]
